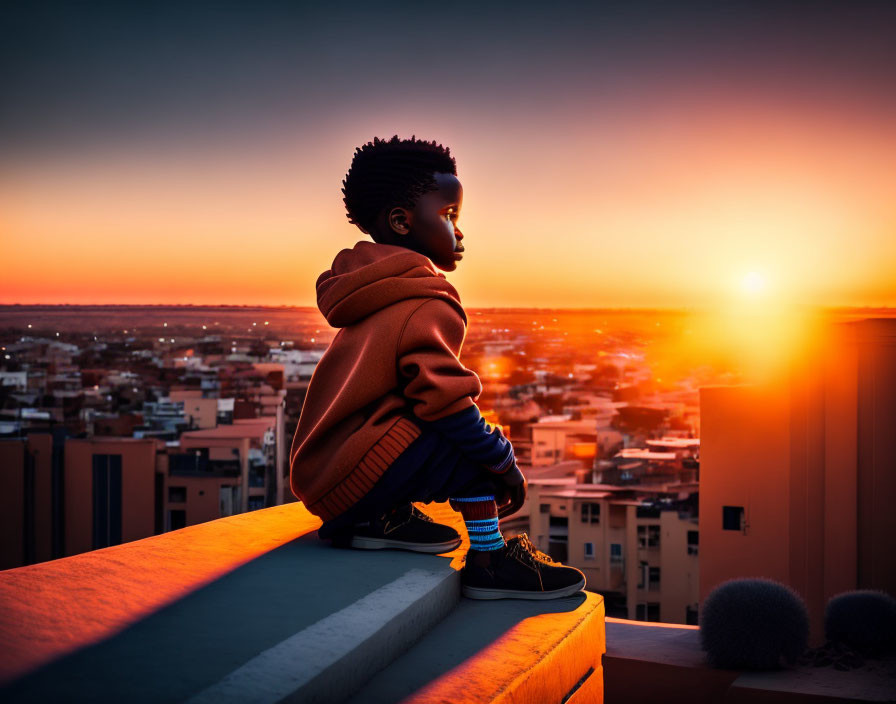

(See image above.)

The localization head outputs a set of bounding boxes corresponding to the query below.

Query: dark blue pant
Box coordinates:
[317,422,502,540]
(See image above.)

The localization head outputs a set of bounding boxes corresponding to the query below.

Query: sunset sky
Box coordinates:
[2,1,894,310]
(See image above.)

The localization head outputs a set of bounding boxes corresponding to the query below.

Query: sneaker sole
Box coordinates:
[461,576,586,600]
[349,536,463,553]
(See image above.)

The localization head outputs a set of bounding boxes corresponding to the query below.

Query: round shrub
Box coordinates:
[825,590,896,656]
[700,578,809,670]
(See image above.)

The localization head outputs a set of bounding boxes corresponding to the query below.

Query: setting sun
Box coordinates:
[740,271,767,297]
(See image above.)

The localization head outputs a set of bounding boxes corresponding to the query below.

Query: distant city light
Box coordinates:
[310,338,315,343]
[170,338,175,343]
[594,329,602,334]
[158,337,165,342]
[4,355,9,360]
[202,325,207,330]
[163,323,167,327]
[27,324,32,328]
[56,332,59,336]
[264,321,269,325]
[253,322,257,326]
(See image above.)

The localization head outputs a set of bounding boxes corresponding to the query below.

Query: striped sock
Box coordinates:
[448,495,506,551]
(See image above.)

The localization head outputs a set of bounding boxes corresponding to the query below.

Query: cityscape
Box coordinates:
[3,303,892,636]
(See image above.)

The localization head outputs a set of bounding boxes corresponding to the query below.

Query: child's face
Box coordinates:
[391,172,464,272]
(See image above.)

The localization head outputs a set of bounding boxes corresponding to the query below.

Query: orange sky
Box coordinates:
[3,99,893,311]
[2,4,895,311]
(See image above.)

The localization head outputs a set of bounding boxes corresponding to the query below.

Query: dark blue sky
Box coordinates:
[3,1,894,157]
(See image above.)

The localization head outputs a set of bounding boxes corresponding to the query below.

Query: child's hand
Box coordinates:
[495,462,527,518]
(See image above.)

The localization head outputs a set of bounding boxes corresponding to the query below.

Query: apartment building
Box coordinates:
[64,437,165,558]
[700,318,896,642]
[505,465,699,624]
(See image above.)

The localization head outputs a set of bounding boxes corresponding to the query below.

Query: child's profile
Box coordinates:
[289,134,585,599]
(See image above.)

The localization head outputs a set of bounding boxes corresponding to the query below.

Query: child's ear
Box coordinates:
[388,207,412,235]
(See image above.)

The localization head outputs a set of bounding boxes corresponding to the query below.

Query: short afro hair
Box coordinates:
[341,134,457,236]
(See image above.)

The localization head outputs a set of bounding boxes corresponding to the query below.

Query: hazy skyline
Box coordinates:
[2,1,895,309]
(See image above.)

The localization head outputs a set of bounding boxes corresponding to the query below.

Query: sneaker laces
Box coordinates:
[377,503,432,528]
[409,504,434,523]
[508,533,558,567]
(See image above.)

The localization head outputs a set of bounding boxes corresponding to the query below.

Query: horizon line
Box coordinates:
[1,302,894,313]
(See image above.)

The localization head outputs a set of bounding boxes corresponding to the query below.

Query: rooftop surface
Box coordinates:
[0,502,605,703]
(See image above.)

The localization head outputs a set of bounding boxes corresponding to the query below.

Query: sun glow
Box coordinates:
[741,271,768,297]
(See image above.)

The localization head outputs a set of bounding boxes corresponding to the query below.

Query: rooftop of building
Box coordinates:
[1,502,890,702]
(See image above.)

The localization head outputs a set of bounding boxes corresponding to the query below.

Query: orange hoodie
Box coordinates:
[289,240,487,522]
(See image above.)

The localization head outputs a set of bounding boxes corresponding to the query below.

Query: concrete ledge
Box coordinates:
[351,591,606,704]
[604,618,896,703]
[0,502,468,702]
[1,500,607,703]
[0,501,322,685]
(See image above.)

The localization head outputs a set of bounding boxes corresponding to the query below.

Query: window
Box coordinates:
[584,542,595,560]
[548,540,568,563]
[637,524,660,548]
[637,560,648,589]
[92,454,122,549]
[687,530,699,555]
[723,506,744,531]
[610,543,623,563]
[248,496,265,511]
[686,605,699,625]
[580,502,601,524]
[169,509,186,531]
[636,602,661,622]
[539,503,551,514]
[168,486,187,503]
[648,566,661,590]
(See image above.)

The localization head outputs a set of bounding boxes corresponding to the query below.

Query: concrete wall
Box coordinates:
[699,319,896,643]
[0,434,54,569]
[63,438,159,557]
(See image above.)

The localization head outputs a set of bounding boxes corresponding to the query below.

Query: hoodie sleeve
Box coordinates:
[396,298,516,474]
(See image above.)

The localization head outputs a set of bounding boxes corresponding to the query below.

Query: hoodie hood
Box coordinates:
[316,240,467,328]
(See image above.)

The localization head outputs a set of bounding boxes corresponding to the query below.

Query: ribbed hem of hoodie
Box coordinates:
[307,416,422,522]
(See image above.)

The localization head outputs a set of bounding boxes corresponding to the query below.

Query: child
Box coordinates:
[289,135,585,599]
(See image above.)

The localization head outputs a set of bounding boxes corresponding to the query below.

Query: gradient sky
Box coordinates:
[2,1,894,309]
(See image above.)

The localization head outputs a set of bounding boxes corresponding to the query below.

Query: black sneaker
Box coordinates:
[461,533,586,600]
[348,503,463,553]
